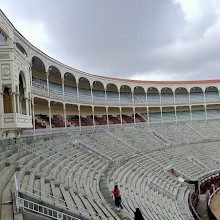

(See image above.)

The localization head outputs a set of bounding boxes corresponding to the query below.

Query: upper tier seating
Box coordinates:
[205,91,220,103]
[161,93,174,105]
[134,93,146,106]
[120,93,133,106]
[175,93,189,105]
[147,94,160,106]
[93,90,106,105]
[32,78,220,107]
[106,92,120,105]
[190,92,204,104]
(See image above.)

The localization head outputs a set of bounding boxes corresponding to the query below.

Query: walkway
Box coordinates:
[99,166,133,220]
[210,190,220,220]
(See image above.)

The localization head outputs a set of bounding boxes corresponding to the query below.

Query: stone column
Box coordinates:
[0,91,4,114]
[147,107,150,127]
[131,90,135,106]
[16,93,20,114]
[63,103,67,128]
[203,90,206,104]
[174,106,177,123]
[118,89,121,106]
[160,107,163,124]
[145,90,148,107]
[62,78,65,101]
[106,107,109,128]
[25,98,29,115]
[92,106,95,130]
[104,89,107,106]
[46,72,50,97]
[133,107,136,124]
[173,91,176,105]
[32,97,35,130]
[12,92,17,113]
[159,91,162,106]
[205,105,208,121]
[78,105,81,132]
[203,91,207,121]
[76,83,80,103]
[189,106,193,122]
[90,86,94,105]
[188,91,191,105]
[29,98,32,115]
[48,101,52,129]
[120,107,122,127]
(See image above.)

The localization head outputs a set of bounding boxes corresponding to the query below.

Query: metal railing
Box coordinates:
[16,197,80,220]
[21,121,149,137]
[188,186,202,220]
[14,176,110,220]
[148,128,172,146]
[74,139,111,163]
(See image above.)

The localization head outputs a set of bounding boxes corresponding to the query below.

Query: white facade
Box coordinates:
[1,9,220,138]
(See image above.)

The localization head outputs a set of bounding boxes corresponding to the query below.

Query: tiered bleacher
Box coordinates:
[32,77,220,108]
[3,119,220,219]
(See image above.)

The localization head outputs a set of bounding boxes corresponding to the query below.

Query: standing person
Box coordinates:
[112,185,122,210]
[134,208,144,220]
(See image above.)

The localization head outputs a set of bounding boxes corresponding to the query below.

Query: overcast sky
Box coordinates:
[1,0,220,81]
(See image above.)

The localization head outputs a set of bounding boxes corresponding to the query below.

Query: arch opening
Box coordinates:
[175,88,189,105]
[162,106,176,122]
[16,42,27,56]
[134,86,146,106]
[147,87,160,106]
[108,107,121,124]
[120,85,132,106]
[49,66,62,100]
[205,86,219,104]
[94,107,107,125]
[80,105,93,126]
[0,29,7,45]
[34,97,50,129]
[121,107,134,124]
[3,86,13,113]
[190,87,204,104]
[50,101,65,127]
[148,107,161,123]
[78,77,92,104]
[191,105,206,120]
[19,73,26,114]
[64,72,78,103]
[93,81,105,105]
[161,88,174,105]
[32,57,48,97]
[176,106,191,122]
[106,83,119,106]
[66,104,79,127]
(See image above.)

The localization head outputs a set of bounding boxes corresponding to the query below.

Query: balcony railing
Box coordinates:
[0,113,32,129]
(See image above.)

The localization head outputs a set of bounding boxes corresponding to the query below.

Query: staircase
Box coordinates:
[99,166,133,220]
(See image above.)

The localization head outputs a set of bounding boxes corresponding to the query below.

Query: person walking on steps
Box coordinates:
[134,208,144,220]
[112,185,123,210]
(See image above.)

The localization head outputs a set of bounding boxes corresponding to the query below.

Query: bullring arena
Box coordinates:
[1,8,220,220]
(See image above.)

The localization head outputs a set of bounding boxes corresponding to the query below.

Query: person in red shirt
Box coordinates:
[112,185,123,210]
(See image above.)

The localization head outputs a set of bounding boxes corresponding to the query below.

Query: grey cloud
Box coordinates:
[2,0,220,81]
